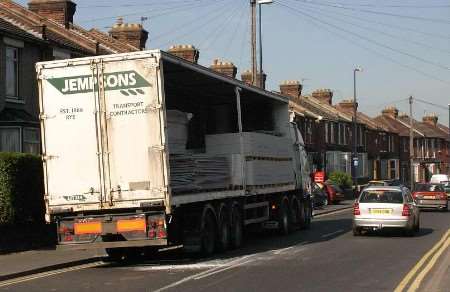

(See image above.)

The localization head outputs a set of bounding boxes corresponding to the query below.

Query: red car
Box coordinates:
[412,183,448,211]
[317,182,345,204]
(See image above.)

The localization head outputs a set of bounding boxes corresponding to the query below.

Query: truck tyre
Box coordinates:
[278,198,291,235]
[200,209,217,256]
[105,248,126,262]
[230,203,243,249]
[290,198,301,231]
[303,198,312,229]
[217,205,230,252]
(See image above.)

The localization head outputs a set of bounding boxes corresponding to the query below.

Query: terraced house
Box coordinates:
[0,0,147,153]
[375,107,450,183]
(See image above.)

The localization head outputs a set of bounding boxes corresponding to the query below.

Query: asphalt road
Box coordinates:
[2,208,449,292]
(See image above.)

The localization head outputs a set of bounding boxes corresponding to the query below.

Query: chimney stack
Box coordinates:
[336,99,357,111]
[382,106,399,119]
[109,18,148,50]
[279,80,302,99]
[210,59,237,78]
[423,114,438,127]
[240,70,267,89]
[168,45,199,63]
[312,89,333,105]
[28,0,76,28]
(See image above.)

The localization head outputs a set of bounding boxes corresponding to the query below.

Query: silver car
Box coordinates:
[353,186,420,236]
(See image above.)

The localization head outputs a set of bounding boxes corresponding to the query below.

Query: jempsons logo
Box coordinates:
[47,70,151,96]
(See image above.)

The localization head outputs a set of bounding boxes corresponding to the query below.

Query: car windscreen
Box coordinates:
[369,182,385,186]
[414,184,444,192]
[359,190,404,203]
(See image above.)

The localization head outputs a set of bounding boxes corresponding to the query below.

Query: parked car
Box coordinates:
[319,181,345,204]
[353,186,420,236]
[412,183,448,211]
[443,183,450,200]
[311,182,328,208]
[430,174,450,185]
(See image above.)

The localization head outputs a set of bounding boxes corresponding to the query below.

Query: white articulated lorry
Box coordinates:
[36,50,312,259]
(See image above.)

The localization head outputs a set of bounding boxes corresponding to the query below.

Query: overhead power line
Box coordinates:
[79,0,225,24]
[295,1,450,40]
[279,1,450,71]
[296,4,450,55]
[289,0,450,24]
[78,0,208,9]
[303,0,450,9]
[415,98,449,111]
[275,2,450,85]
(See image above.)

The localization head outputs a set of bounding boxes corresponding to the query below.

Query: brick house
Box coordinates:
[0,0,147,154]
[336,100,400,181]
[375,108,450,183]
[281,82,370,182]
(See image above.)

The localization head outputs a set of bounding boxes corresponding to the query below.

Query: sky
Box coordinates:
[17,0,450,126]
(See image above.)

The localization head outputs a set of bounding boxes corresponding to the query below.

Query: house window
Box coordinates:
[343,125,347,145]
[6,46,19,98]
[23,128,40,154]
[388,159,399,179]
[0,127,21,152]
[325,122,329,143]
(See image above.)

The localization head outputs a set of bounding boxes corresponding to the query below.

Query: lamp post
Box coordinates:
[258,0,273,88]
[352,67,362,196]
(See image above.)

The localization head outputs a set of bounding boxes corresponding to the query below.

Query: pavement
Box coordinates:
[0,201,449,291]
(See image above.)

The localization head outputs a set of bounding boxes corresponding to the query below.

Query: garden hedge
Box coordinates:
[0,152,45,226]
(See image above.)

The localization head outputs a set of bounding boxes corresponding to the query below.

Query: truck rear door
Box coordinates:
[39,63,103,208]
[100,56,168,208]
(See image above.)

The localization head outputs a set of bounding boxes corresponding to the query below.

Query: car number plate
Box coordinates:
[424,196,435,199]
[370,209,392,215]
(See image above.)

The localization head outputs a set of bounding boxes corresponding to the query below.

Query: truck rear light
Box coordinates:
[353,202,360,215]
[147,216,166,239]
[74,221,102,235]
[58,221,74,243]
[117,218,146,233]
[402,204,411,217]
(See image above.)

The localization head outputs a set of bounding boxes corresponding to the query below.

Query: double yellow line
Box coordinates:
[394,229,450,292]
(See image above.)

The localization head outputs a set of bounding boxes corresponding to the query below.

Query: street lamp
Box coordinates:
[352,67,362,197]
[258,0,273,88]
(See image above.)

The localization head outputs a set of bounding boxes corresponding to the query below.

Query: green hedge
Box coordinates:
[0,152,45,226]
[329,171,353,188]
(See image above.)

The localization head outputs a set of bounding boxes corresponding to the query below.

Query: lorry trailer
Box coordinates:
[36,50,312,259]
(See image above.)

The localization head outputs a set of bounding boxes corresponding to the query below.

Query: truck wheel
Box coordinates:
[278,199,291,235]
[230,204,243,249]
[303,199,312,229]
[290,198,301,231]
[217,206,230,252]
[200,210,217,256]
[105,248,126,262]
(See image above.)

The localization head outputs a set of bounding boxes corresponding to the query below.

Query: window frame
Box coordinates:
[0,126,22,152]
[23,127,41,154]
[5,46,21,101]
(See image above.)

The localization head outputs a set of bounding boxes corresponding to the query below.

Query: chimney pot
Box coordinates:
[311,89,333,105]
[28,0,76,28]
[210,59,237,78]
[423,114,438,127]
[382,106,399,119]
[168,45,199,63]
[109,20,148,50]
[279,80,302,99]
[241,70,267,89]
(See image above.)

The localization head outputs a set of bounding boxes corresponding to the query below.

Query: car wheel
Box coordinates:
[414,217,420,232]
[352,226,361,236]
[403,226,415,237]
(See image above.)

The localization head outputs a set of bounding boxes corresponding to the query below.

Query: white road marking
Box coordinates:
[321,229,345,238]
[0,262,105,288]
[315,208,352,218]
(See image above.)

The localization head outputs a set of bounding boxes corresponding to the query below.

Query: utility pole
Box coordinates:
[251,0,257,86]
[352,68,361,196]
[409,96,414,190]
[258,2,263,88]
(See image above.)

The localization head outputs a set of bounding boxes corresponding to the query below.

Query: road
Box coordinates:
[1,208,449,292]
